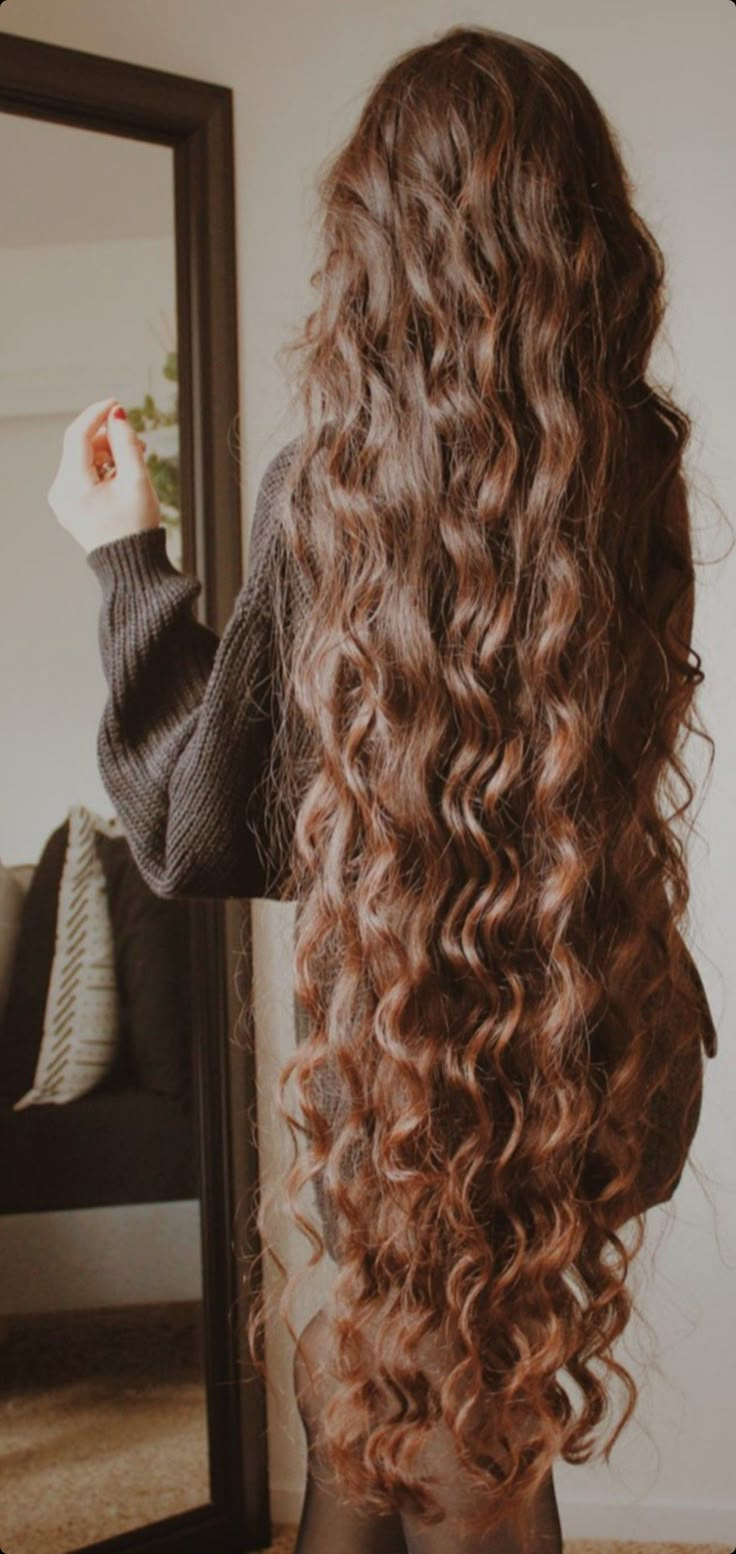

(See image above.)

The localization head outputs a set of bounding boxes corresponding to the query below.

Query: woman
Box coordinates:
[47,24,718,1554]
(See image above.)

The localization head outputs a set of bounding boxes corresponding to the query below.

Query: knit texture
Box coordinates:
[86,435,309,904]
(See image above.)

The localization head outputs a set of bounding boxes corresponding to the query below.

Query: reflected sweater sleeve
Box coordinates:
[85,446,293,901]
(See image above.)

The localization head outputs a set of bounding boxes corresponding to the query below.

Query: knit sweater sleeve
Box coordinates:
[85,440,297,901]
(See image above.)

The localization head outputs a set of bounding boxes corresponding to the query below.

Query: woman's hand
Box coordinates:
[47,396,161,555]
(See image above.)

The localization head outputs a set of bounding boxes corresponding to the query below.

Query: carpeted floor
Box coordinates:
[260,1538,729,1554]
[0,1302,210,1553]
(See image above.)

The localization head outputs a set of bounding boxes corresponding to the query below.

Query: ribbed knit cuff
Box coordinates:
[86,525,180,589]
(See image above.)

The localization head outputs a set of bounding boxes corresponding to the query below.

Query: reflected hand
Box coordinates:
[47,397,160,555]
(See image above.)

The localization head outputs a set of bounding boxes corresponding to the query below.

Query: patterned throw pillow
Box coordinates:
[0,825,72,1106]
[13,804,124,1110]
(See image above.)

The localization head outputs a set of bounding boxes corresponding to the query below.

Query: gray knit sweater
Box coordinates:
[87,434,335,1250]
[86,434,308,904]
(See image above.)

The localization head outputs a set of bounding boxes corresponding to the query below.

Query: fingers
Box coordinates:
[63,399,148,491]
[90,425,146,452]
[105,405,148,486]
[63,397,119,479]
[64,397,118,439]
[90,427,146,479]
[50,397,161,548]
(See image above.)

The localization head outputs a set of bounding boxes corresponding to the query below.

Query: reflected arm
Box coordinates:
[85,439,298,901]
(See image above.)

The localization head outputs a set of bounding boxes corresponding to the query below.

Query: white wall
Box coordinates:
[3,2,734,1542]
[0,1203,203,1315]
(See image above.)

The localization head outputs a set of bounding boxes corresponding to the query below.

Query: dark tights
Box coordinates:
[292,1305,563,1554]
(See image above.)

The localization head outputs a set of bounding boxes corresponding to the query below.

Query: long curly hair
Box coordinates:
[244,23,718,1546]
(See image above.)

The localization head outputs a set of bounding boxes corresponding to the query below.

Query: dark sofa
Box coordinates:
[0,819,198,1216]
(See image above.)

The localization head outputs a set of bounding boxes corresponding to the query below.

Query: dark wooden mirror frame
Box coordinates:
[0,31,270,1554]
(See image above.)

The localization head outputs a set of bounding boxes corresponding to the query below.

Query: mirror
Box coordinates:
[0,113,211,1551]
[0,32,269,1554]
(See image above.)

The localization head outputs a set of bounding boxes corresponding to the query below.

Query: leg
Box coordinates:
[398,1446,563,1554]
[292,1305,409,1554]
[396,1335,563,1554]
[292,1303,563,1554]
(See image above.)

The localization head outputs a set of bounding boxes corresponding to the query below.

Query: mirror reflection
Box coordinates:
[0,110,208,1552]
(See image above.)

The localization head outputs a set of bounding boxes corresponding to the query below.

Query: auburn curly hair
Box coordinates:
[244,23,718,1547]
